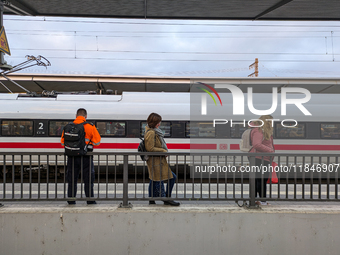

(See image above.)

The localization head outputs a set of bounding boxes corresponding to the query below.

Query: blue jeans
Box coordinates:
[148,172,177,198]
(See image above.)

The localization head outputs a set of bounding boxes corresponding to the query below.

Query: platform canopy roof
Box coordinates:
[1,74,340,95]
[3,0,340,21]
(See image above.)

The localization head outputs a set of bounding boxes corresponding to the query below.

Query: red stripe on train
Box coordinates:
[0,143,63,149]
[98,143,215,150]
[230,144,340,151]
[1,143,339,151]
[99,143,214,149]
[0,142,215,150]
[189,144,217,150]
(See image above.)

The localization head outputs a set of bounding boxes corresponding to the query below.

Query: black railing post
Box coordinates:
[248,156,257,209]
[119,154,132,208]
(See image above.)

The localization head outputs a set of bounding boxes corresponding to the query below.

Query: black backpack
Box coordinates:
[63,121,91,156]
[138,130,152,161]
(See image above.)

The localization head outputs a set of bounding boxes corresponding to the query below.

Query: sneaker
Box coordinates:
[87,201,97,205]
[149,200,156,205]
[67,201,76,205]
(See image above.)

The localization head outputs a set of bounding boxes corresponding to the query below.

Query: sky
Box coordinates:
[2,15,340,78]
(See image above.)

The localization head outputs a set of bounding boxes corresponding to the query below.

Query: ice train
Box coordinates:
[0,91,339,174]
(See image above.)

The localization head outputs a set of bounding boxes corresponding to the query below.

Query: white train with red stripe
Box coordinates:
[0,91,339,158]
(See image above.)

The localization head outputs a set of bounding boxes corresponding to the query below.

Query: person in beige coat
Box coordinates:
[145,113,180,206]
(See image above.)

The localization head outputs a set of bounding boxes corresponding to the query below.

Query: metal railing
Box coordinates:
[1,152,339,208]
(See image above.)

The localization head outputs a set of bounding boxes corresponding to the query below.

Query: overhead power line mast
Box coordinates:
[248,58,259,77]
[0,1,12,71]
[0,1,50,95]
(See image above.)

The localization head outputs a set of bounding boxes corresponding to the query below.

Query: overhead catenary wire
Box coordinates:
[20,66,340,77]
[261,64,278,77]
[9,48,340,56]
[7,32,340,38]
[4,17,340,77]
[4,20,338,60]
[5,17,340,27]
[6,56,340,62]
[7,29,340,33]
[156,66,340,76]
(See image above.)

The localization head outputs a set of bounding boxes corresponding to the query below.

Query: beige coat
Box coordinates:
[144,126,173,181]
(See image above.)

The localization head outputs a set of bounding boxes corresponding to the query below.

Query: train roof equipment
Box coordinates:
[1,75,340,95]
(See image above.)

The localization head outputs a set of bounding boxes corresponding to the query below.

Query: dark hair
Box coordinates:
[76,108,87,117]
[147,113,162,128]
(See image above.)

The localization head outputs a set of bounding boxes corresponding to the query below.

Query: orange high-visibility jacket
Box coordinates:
[60,116,101,147]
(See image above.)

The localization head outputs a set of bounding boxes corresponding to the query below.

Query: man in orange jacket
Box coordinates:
[61,108,101,205]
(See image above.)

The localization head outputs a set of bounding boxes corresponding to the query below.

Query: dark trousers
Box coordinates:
[67,156,95,198]
[149,172,177,198]
[255,158,270,200]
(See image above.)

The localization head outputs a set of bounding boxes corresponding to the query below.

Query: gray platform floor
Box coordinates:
[1,183,339,206]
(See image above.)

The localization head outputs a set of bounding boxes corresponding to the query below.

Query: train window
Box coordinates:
[186,122,215,138]
[321,123,340,139]
[97,121,126,137]
[171,122,186,138]
[230,125,248,138]
[140,121,171,137]
[275,122,305,139]
[126,120,140,138]
[49,121,71,136]
[1,120,33,136]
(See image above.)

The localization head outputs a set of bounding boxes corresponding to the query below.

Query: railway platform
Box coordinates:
[1,202,340,255]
